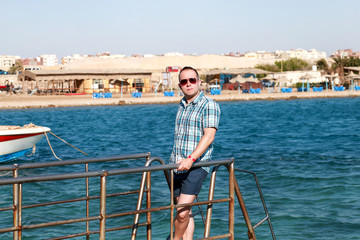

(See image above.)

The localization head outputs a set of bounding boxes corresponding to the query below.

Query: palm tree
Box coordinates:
[331,56,346,82]
[315,58,329,72]
[8,60,23,74]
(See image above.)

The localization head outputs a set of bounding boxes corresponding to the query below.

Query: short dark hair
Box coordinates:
[178,66,199,81]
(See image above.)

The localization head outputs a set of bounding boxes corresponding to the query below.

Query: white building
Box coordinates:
[163,52,184,57]
[40,54,58,66]
[0,55,21,69]
[61,54,88,64]
[278,49,326,60]
[244,51,276,59]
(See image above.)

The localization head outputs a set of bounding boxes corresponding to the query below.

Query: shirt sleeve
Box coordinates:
[203,101,221,130]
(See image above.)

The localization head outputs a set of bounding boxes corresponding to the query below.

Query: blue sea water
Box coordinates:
[0,97,360,239]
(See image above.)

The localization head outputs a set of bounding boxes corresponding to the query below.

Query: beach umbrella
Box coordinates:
[209,78,220,85]
[323,74,336,91]
[275,76,289,92]
[301,73,312,92]
[346,71,359,90]
[261,75,276,92]
[230,75,247,93]
[110,78,129,98]
[201,81,208,91]
[245,75,258,89]
[261,75,275,81]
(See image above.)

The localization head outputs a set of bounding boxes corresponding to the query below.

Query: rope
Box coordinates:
[26,145,36,157]
[49,132,88,156]
[23,123,88,161]
[44,131,62,161]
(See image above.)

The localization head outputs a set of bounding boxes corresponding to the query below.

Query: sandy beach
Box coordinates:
[1,90,360,109]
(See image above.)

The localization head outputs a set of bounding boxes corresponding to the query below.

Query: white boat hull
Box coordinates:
[0,126,51,162]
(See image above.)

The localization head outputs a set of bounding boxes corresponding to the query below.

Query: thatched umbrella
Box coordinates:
[110,78,129,98]
[345,71,360,90]
[275,76,289,93]
[209,78,220,84]
[300,73,313,92]
[229,75,247,93]
[261,75,276,81]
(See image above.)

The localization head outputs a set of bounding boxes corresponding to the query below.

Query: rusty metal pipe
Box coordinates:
[228,161,235,240]
[131,171,148,239]
[85,163,90,240]
[146,170,152,240]
[204,166,219,238]
[13,167,20,240]
[99,172,107,240]
[170,170,174,240]
[233,176,256,240]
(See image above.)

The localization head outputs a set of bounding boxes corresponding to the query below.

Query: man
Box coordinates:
[169,66,220,240]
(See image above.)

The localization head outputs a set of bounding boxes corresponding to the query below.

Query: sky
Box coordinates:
[1,0,359,59]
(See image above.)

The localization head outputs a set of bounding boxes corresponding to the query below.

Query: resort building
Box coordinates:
[276,49,326,60]
[40,54,58,66]
[17,69,154,94]
[333,49,360,58]
[0,55,21,70]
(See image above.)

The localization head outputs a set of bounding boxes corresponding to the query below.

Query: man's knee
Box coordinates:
[176,207,191,222]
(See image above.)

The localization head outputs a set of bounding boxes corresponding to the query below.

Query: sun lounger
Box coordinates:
[164,91,174,97]
[132,92,142,98]
[210,89,221,95]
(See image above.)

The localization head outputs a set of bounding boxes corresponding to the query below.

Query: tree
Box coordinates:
[275,58,310,71]
[255,64,281,72]
[8,60,23,74]
[315,58,329,72]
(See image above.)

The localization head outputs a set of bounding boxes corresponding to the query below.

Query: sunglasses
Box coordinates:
[180,78,197,86]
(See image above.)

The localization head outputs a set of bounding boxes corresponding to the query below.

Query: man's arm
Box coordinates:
[176,127,217,171]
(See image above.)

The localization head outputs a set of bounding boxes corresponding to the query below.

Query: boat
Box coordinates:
[0,124,51,163]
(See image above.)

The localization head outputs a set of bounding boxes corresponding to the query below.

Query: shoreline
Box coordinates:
[1,90,360,109]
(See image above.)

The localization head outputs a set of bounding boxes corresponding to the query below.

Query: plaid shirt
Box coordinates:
[170,91,221,173]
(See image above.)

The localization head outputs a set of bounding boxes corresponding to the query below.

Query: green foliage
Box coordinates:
[275,58,311,71]
[8,60,23,74]
[295,82,305,88]
[255,64,280,72]
[332,56,360,67]
[316,58,329,71]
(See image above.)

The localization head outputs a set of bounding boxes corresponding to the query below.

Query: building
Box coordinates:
[40,54,58,66]
[244,51,276,59]
[333,49,360,58]
[276,49,326,60]
[0,55,21,70]
[61,54,88,65]
[18,69,154,94]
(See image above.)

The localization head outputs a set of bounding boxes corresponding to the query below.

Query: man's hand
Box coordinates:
[176,158,193,171]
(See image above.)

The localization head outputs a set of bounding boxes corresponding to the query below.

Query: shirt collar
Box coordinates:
[181,91,204,107]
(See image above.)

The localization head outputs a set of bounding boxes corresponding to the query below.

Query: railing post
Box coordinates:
[13,165,21,240]
[85,163,90,240]
[131,171,148,240]
[204,166,218,238]
[170,170,174,240]
[146,170,152,240]
[228,161,235,240]
[99,171,107,240]
[234,177,256,240]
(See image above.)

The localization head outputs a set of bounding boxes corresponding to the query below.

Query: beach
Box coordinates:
[1,90,360,109]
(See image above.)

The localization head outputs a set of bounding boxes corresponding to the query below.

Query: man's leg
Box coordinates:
[174,193,196,240]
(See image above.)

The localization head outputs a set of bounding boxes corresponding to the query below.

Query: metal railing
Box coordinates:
[0,153,275,240]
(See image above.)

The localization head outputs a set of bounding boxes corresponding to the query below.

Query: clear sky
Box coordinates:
[1,0,359,58]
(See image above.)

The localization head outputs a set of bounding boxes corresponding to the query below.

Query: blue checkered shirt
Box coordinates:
[170,91,221,173]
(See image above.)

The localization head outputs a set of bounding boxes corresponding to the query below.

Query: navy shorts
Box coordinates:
[173,167,208,198]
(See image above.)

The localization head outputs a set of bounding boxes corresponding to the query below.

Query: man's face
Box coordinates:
[178,69,201,98]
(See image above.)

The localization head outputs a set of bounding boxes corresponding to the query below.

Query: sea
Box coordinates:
[0,97,359,240]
